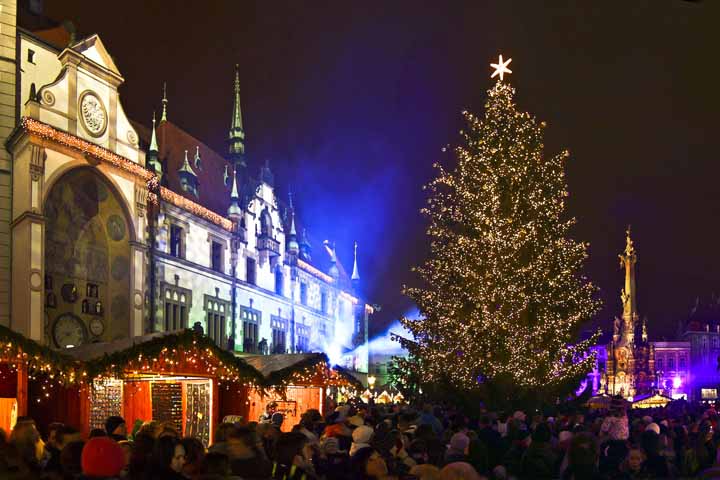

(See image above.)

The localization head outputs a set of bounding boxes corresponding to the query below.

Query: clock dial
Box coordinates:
[89,317,105,337]
[52,313,87,349]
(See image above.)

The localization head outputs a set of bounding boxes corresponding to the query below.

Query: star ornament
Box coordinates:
[490,54,513,81]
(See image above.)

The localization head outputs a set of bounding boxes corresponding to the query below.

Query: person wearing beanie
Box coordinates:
[645,422,660,435]
[445,432,470,465]
[81,437,125,479]
[350,425,374,456]
[104,416,127,441]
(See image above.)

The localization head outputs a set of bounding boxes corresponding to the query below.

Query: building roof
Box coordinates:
[241,353,362,389]
[686,296,720,332]
[134,120,233,217]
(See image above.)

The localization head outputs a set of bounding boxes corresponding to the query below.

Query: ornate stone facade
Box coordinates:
[4,23,370,374]
[603,229,656,398]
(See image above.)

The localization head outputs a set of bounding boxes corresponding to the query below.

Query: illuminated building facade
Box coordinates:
[681,298,720,401]
[4,15,370,373]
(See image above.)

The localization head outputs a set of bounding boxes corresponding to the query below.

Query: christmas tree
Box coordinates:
[396,58,601,402]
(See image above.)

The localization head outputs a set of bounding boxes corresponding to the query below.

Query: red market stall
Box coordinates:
[64,330,263,444]
[221,353,362,431]
[0,325,81,435]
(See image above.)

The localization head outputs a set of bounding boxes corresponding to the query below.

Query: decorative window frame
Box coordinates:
[164,214,189,259]
[204,294,230,346]
[160,282,192,331]
[207,232,229,273]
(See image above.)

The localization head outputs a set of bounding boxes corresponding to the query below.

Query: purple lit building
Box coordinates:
[682,298,720,401]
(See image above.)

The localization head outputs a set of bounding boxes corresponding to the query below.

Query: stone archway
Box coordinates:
[43,168,132,348]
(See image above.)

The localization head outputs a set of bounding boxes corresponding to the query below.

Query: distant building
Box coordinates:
[652,342,690,400]
[681,298,720,401]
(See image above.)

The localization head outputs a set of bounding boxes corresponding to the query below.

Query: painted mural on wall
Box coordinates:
[44,168,130,348]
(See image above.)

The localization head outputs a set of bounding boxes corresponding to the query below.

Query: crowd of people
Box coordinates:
[2,395,720,479]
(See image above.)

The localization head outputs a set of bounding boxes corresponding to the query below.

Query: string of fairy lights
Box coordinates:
[397,57,601,392]
[0,326,357,407]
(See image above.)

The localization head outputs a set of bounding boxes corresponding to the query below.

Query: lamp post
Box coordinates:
[368,375,376,390]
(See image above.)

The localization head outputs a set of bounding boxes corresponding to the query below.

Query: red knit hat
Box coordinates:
[81,437,125,477]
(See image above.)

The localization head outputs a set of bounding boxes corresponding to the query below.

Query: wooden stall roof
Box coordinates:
[0,325,78,384]
[65,330,264,386]
[240,353,363,390]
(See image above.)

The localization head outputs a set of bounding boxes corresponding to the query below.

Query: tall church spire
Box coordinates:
[228,65,246,167]
[161,82,168,122]
[619,225,638,324]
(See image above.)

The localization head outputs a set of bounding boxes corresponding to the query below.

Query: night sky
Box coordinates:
[42,1,719,340]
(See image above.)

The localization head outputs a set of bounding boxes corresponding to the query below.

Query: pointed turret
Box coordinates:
[161,82,168,122]
[227,169,242,220]
[147,112,163,177]
[178,149,198,197]
[351,241,360,281]
[228,65,246,169]
[324,240,340,279]
[194,146,202,171]
[287,192,299,256]
[299,228,312,262]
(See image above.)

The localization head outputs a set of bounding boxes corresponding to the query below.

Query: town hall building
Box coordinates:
[1,7,371,375]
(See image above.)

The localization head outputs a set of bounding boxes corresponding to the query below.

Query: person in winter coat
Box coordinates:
[520,422,557,479]
[351,426,374,456]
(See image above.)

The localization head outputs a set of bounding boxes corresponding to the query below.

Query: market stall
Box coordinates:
[0,325,79,434]
[631,393,673,409]
[65,330,262,444]
[221,353,362,431]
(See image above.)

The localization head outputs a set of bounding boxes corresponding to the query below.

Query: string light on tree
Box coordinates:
[396,56,601,403]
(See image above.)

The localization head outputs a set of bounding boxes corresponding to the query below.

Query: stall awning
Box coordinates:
[65,329,264,386]
[0,325,78,384]
[240,353,363,390]
[631,393,673,409]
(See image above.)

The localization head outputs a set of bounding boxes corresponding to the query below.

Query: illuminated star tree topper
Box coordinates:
[490,54,512,81]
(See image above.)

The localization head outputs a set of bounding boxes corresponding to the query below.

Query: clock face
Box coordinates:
[89,317,105,337]
[52,313,87,349]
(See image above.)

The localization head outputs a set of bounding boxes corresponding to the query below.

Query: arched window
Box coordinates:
[260,208,272,236]
[44,168,132,347]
